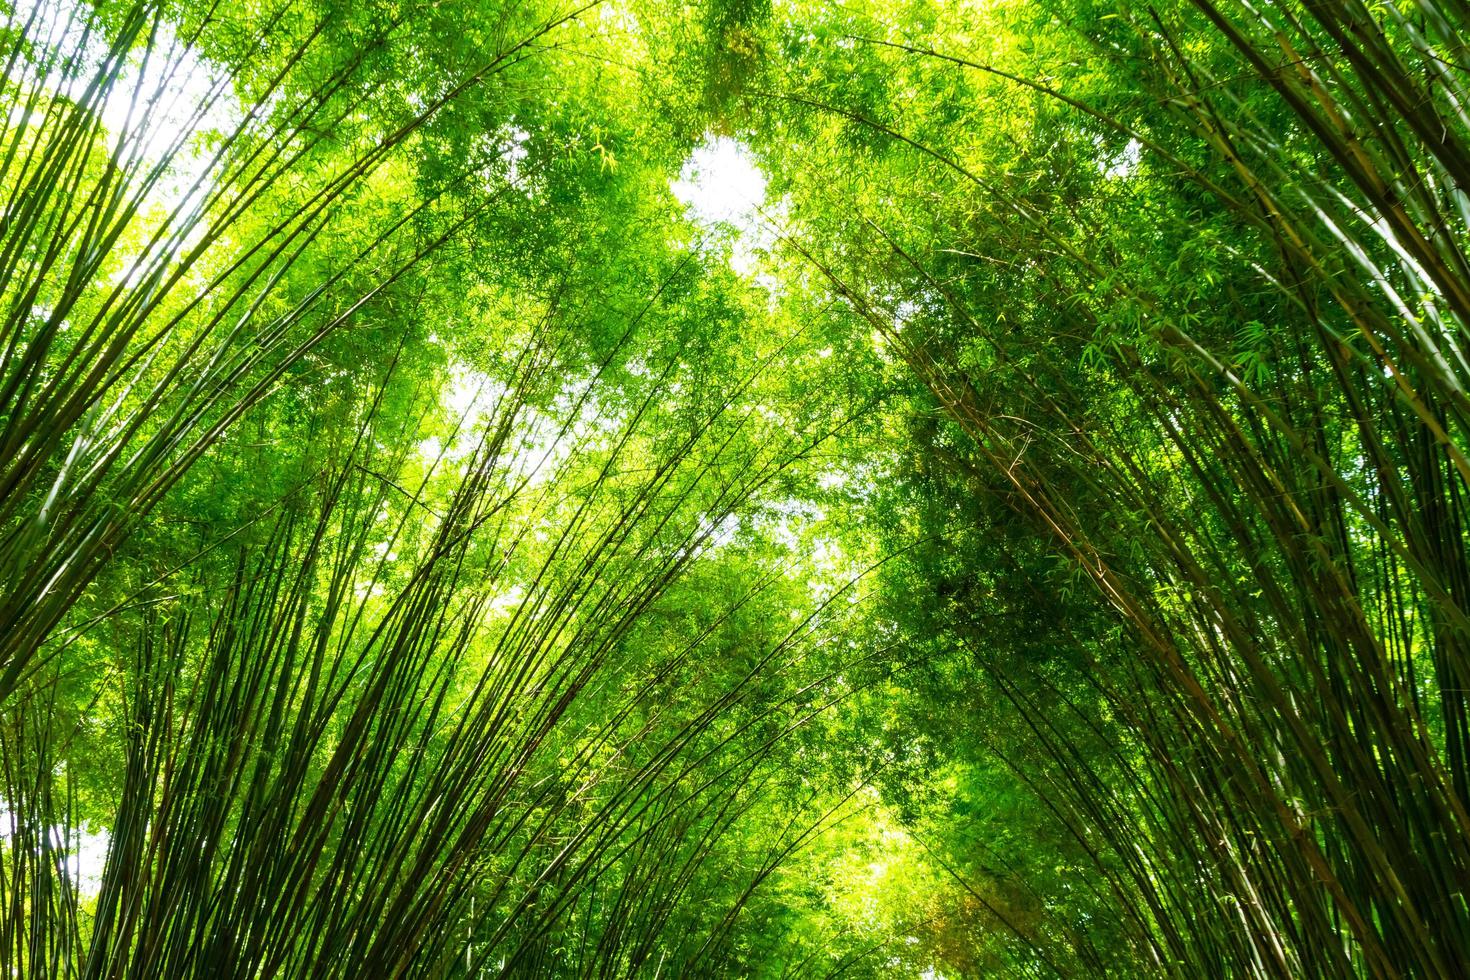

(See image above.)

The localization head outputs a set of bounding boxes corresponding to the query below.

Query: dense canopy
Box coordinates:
[3,0,1469,976]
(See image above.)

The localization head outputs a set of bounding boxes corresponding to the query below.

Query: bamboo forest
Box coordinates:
[6,0,1470,976]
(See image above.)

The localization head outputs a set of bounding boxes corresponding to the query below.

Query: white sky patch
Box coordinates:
[487,584,526,619]
[1100,137,1142,180]
[509,401,573,487]
[597,1,641,33]
[499,126,530,182]
[0,812,109,899]
[14,0,238,175]
[806,536,852,604]
[870,328,896,364]
[419,365,509,467]
[443,365,507,430]
[68,824,110,897]
[893,299,920,331]
[673,137,766,227]
[760,497,826,554]
[816,469,847,492]
[13,0,243,287]
[476,123,532,195]
[671,136,778,276]
[509,375,626,488]
[751,495,868,607]
[695,512,741,554]
[424,367,626,490]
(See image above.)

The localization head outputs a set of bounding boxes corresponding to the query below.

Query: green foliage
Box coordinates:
[6,0,1470,976]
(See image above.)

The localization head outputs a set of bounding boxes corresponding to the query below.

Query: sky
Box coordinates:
[671,136,776,277]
